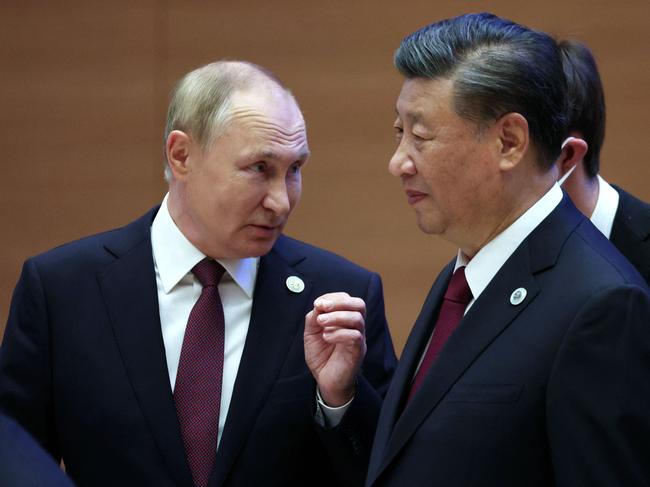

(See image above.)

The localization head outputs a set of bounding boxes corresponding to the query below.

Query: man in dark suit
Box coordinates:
[348,13,648,486]
[611,188,650,282]
[0,411,76,486]
[0,61,396,487]
[556,39,650,283]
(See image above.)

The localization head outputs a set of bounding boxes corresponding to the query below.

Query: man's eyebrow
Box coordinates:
[254,150,279,160]
[394,108,423,124]
[406,112,423,124]
[252,148,311,161]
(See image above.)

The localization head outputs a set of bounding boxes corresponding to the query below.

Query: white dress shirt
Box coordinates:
[589,175,620,239]
[151,194,258,447]
[456,183,563,309]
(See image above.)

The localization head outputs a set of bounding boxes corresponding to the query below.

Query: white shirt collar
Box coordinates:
[590,175,620,239]
[151,193,258,297]
[455,184,563,303]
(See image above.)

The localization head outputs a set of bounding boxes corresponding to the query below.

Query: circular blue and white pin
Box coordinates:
[510,287,527,305]
[286,276,305,293]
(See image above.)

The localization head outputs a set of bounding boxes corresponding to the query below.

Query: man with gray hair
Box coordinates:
[314,13,649,487]
[0,60,396,487]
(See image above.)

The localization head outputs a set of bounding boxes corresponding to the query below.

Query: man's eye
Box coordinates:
[394,127,404,139]
[290,163,302,174]
[251,162,267,173]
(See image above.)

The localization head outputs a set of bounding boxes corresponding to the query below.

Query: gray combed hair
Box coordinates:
[395,13,568,168]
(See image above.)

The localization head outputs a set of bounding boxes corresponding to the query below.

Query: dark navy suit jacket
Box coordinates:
[0,207,396,487]
[366,197,650,487]
[611,185,650,285]
[0,412,75,487]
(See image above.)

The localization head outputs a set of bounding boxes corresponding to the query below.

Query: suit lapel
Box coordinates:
[375,248,539,478]
[366,263,452,482]
[98,209,195,487]
[210,244,313,487]
[369,197,581,485]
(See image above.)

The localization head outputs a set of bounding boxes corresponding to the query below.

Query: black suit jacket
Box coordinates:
[0,207,396,487]
[611,185,650,284]
[0,412,75,487]
[366,198,650,487]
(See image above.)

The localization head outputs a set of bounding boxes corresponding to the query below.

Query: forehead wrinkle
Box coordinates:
[247,129,309,161]
[264,137,309,154]
[228,105,304,130]
[247,120,306,140]
[225,103,309,160]
[256,130,309,153]
[227,107,306,144]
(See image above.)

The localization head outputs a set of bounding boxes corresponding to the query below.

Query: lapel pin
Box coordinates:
[286,275,305,294]
[510,287,527,306]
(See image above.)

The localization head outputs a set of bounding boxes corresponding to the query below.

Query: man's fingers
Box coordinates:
[316,311,365,331]
[313,291,351,302]
[304,309,322,335]
[313,294,366,316]
[321,328,366,346]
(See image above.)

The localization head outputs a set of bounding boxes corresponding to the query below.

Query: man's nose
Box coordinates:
[264,180,291,216]
[388,143,416,177]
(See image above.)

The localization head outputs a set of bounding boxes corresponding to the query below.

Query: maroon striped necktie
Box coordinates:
[407,266,472,402]
[174,258,226,487]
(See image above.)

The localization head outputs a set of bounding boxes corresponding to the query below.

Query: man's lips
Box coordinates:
[248,223,283,237]
[250,222,283,230]
[405,189,427,205]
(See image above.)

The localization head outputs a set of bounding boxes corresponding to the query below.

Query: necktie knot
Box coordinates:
[444,267,472,304]
[192,258,225,288]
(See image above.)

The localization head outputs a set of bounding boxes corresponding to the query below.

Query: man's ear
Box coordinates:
[165,130,193,180]
[494,112,529,171]
[557,136,588,176]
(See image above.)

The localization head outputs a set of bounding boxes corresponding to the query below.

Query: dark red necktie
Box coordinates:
[408,267,472,401]
[174,258,226,487]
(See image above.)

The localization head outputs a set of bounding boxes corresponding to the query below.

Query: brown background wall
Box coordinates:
[1,0,648,353]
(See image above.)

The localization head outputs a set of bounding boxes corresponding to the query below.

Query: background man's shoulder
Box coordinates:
[611,184,650,241]
[613,185,650,216]
[569,218,648,292]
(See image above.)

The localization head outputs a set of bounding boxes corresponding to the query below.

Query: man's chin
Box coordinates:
[222,227,283,259]
[240,236,280,258]
[415,215,445,236]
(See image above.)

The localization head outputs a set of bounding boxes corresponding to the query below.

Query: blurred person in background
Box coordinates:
[556,39,650,284]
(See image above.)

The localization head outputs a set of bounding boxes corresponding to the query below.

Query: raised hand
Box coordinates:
[304,292,367,406]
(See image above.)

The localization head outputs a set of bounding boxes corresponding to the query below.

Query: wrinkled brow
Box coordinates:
[252,148,311,161]
[394,107,425,124]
